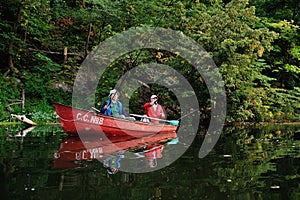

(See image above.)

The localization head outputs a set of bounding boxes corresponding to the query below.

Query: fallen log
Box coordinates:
[11,114,37,126]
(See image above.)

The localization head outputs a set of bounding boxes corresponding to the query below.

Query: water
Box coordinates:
[0,124,299,200]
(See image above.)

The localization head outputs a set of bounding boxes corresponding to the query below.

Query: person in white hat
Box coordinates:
[101,89,127,118]
[143,95,166,124]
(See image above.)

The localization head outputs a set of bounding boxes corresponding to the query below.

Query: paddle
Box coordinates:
[129,114,179,125]
[91,107,101,113]
[130,109,199,125]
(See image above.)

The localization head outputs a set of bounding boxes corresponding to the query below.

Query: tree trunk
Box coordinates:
[81,0,86,8]
[63,47,68,64]
[5,1,24,76]
[85,22,93,56]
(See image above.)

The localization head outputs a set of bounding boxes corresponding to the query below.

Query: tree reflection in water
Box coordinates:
[0,124,299,200]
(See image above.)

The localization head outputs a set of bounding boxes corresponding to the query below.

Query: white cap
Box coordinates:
[150,95,157,99]
[109,89,117,97]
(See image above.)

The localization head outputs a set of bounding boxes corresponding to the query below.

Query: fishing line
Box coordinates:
[177,109,200,120]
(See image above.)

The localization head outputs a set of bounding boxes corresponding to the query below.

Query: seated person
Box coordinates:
[143,95,166,124]
[101,89,127,118]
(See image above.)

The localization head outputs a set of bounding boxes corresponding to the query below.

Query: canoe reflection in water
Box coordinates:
[53,131,178,174]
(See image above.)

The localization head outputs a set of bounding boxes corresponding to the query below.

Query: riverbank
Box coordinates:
[226,120,300,127]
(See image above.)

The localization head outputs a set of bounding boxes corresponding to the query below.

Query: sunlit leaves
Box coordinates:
[0,0,299,122]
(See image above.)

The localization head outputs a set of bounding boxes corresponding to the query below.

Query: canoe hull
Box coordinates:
[53,103,178,137]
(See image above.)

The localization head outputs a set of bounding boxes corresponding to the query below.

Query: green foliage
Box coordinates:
[183,0,279,122]
[0,76,22,121]
[256,21,300,94]
[0,0,299,123]
[250,0,300,25]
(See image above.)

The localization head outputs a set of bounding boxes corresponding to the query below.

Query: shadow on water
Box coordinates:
[0,123,299,200]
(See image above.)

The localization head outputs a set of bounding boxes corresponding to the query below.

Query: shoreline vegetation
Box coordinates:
[0,0,299,124]
[1,114,299,127]
[226,120,300,127]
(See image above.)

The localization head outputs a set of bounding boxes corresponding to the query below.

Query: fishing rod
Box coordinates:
[177,109,200,120]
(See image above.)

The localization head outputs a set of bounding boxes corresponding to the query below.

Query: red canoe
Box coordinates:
[53,131,177,169]
[53,103,178,137]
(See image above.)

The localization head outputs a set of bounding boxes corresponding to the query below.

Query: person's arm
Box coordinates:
[144,102,152,116]
[101,100,109,114]
[145,98,157,107]
[158,105,166,119]
[122,108,128,117]
[144,102,151,108]
[118,101,128,117]
[121,105,128,117]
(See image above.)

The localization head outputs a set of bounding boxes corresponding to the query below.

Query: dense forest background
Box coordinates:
[0,0,299,123]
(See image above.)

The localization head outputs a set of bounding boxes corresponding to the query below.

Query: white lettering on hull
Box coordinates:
[76,112,104,125]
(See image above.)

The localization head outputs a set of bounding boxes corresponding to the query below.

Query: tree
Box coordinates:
[0,0,299,122]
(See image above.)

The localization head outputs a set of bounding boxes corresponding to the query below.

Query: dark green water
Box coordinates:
[0,124,299,200]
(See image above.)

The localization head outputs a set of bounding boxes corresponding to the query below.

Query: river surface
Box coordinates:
[0,123,299,200]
